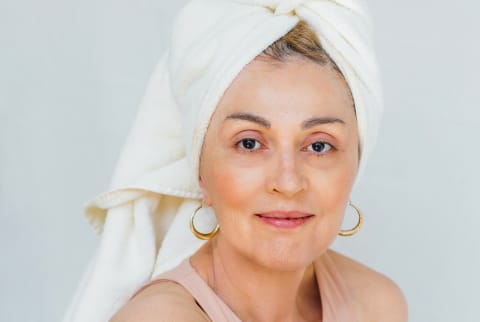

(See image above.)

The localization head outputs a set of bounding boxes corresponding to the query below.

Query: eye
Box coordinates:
[306,141,333,155]
[236,138,261,151]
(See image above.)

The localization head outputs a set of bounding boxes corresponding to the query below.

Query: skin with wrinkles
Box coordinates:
[111,52,407,322]
[194,57,358,321]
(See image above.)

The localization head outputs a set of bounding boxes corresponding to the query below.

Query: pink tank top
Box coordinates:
[132,252,357,321]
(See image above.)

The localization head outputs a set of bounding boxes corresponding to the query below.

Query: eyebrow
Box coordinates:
[302,116,345,129]
[225,113,271,128]
[225,112,345,129]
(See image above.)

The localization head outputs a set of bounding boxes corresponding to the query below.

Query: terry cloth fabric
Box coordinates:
[63,1,382,321]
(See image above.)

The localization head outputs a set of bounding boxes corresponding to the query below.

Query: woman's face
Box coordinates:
[199,57,359,270]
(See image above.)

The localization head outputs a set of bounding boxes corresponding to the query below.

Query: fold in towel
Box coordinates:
[63,1,382,321]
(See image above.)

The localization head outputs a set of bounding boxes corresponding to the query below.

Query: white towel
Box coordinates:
[63,1,382,321]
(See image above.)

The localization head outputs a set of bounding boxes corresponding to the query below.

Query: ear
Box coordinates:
[198,176,213,206]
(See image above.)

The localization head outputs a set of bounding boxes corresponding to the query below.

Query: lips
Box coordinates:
[255,211,314,229]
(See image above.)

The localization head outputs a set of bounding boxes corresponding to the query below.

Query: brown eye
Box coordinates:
[307,141,332,154]
[237,138,260,151]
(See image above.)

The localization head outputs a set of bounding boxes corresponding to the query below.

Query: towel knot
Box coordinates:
[272,0,305,15]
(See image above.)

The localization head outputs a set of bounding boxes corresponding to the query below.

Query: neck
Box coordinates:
[192,238,321,322]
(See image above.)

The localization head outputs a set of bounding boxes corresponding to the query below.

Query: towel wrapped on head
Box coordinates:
[63,1,382,321]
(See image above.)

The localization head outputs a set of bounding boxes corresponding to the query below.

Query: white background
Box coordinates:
[1,1,478,321]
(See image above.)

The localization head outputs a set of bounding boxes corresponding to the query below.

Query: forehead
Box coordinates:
[211,57,355,124]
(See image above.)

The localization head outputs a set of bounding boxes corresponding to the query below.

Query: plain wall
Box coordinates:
[1,1,478,321]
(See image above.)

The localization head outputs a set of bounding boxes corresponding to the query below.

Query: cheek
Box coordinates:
[307,156,358,227]
[327,137,359,203]
[333,161,357,196]
[206,161,263,209]
[329,166,357,210]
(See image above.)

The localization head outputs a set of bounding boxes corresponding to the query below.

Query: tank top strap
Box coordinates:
[314,252,358,322]
[131,253,357,322]
[131,258,242,322]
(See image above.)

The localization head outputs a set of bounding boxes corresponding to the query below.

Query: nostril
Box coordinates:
[270,168,306,197]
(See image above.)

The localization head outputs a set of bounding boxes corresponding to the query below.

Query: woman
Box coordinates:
[65,1,407,321]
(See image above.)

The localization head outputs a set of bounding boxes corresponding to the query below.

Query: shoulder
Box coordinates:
[327,250,408,322]
[110,281,210,322]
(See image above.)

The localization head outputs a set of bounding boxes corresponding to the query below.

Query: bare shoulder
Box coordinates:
[110,281,210,322]
[327,250,408,322]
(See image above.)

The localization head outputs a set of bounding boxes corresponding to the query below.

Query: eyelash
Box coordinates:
[235,138,334,156]
[303,141,334,155]
[236,138,263,152]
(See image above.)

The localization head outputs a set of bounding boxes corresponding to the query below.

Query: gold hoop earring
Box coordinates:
[339,201,363,237]
[189,204,220,240]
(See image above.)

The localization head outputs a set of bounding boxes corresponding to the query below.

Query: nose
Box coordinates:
[267,149,307,198]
